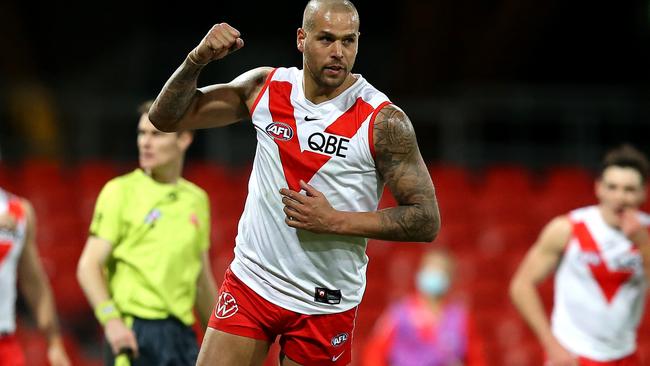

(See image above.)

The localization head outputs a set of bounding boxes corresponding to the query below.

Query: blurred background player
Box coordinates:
[148,0,440,364]
[362,248,486,366]
[0,188,71,366]
[76,101,217,365]
[509,144,650,366]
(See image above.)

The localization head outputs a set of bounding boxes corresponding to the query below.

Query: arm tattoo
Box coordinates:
[149,59,204,132]
[374,105,440,242]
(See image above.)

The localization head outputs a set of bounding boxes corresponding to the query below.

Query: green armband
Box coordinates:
[94,299,122,325]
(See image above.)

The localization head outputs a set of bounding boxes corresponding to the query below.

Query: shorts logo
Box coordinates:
[215,292,238,319]
[330,332,349,347]
[266,122,294,141]
[332,351,345,362]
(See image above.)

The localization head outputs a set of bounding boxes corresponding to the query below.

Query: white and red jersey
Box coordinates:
[0,189,27,333]
[230,67,391,314]
[552,205,649,361]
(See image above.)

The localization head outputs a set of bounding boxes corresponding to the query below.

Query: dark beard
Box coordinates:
[315,70,347,89]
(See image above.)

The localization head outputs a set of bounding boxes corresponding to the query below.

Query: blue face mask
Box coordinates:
[416,270,450,296]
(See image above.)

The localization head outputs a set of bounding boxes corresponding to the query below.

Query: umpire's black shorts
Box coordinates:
[103,316,199,366]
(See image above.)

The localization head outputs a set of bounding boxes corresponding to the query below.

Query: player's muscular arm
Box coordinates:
[280,105,440,242]
[509,216,576,366]
[149,23,269,132]
[18,201,61,343]
[18,201,71,366]
[148,56,205,133]
[372,105,439,242]
[77,236,140,357]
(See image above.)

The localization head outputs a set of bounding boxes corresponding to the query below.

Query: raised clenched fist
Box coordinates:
[188,23,244,65]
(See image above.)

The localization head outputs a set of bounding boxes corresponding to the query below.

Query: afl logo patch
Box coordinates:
[215,292,239,319]
[266,122,294,141]
[330,333,349,347]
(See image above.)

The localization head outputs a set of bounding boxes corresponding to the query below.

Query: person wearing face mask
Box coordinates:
[362,249,486,366]
[510,144,650,366]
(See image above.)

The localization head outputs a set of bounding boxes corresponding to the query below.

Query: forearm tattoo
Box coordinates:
[374,105,440,242]
[150,59,204,131]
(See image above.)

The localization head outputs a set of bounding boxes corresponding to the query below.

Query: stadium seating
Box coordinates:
[9,159,650,365]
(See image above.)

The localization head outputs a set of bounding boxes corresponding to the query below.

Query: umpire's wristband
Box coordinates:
[94,299,121,325]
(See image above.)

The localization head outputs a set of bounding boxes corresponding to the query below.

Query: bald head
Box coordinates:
[302,0,359,32]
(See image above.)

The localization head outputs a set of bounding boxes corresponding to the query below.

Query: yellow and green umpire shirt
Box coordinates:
[90,169,210,326]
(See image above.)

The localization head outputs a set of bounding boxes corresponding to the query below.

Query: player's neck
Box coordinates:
[303,73,357,104]
[597,205,622,229]
[146,161,182,184]
[421,294,444,314]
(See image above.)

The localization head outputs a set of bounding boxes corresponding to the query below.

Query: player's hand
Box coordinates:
[188,23,244,65]
[47,337,71,366]
[621,208,649,245]
[104,318,139,359]
[543,338,577,366]
[280,180,337,234]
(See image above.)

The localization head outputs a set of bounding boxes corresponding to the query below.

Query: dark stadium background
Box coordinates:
[1,0,650,364]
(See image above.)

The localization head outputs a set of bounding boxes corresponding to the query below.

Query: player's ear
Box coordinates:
[297,28,306,53]
[594,179,603,201]
[177,130,193,151]
[639,181,647,204]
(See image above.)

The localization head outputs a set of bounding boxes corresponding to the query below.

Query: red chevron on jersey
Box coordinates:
[232,67,390,314]
[268,80,375,191]
[573,221,633,303]
[0,199,21,266]
[8,199,24,221]
[0,241,10,266]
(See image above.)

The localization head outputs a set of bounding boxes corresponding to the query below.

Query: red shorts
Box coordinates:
[0,334,25,366]
[578,352,640,366]
[208,268,356,365]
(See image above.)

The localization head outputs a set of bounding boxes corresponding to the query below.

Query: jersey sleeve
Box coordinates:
[89,178,124,245]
